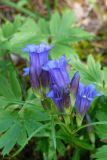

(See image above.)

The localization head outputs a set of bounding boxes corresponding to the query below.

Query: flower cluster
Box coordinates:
[23,43,101,116]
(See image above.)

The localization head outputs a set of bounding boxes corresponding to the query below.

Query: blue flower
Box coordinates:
[47,85,70,111]
[70,71,80,95]
[43,55,70,89]
[43,56,71,110]
[75,83,101,115]
[22,43,52,89]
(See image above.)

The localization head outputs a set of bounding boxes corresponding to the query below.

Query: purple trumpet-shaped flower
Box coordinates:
[22,43,52,89]
[43,56,71,110]
[70,71,80,95]
[47,85,70,111]
[43,55,70,89]
[75,83,101,115]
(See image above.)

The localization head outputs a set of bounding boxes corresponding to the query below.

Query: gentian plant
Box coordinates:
[0,41,104,160]
[1,9,107,160]
[23,42,101,124]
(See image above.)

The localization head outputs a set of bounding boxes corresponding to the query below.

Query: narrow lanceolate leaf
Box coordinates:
[51,117,56,150]
[57,124,93,151]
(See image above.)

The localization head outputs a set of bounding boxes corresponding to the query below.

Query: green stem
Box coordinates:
[73,121,107,134]
[64,108,71,126]
[76,113,83,127]
[1,0,38,19]
[45,0,51,19]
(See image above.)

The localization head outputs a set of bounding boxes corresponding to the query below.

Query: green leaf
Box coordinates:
[50,43,75,59]
[23,102,50,121]
[71,136,93,151]
[70,54,104,93]
[0,62,22,110]
[9,32,41,58]
[8,18,42,55]
[87,55,103,83]
[13,15,23,32]
[0,123,21,156]
[0,28,5,41]
[0,75,16,99]
[56,139,65,156]
[19,18,39,33]
[17,0,28,7]
[69,27,92,39]
[1,16,23,39]
[8,63,22,100]
[17,127,27,146]
[2,21,14,38]
[20,101,50,135]
[57,10,76,36]
[0,111,15,132]
[103,67,107,82]
[95,96,107,140]
[0,62,22,107]
[93,145,107,160]
[13,123,50,157]
[0,100,50,156]
[0,110,21,155]
[0,97,10,109]
[72,149,80,160]
[102,67,107,95]
[57,127,93,151]
[51,117,56,150]
[38,18,50,35]
[49,11,61,36]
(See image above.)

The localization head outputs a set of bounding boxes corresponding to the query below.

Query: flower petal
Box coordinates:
[43,55,70,88]
[23,67,29,76]
[70,71,80,95]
